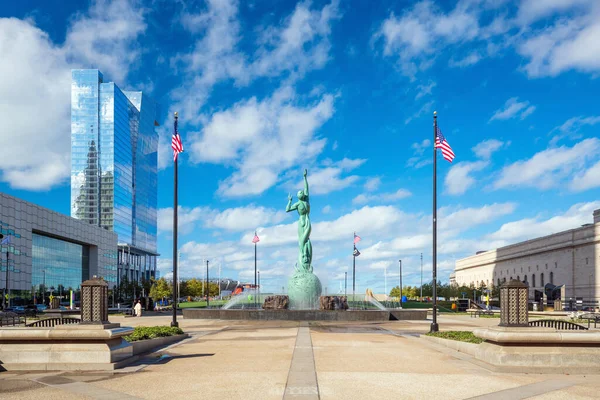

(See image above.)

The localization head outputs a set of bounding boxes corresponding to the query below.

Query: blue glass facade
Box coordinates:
[71,70,159,286]
[71,70,102,225]
[70,70,158,254]
[124,91,159,253]
[32,233,89,290]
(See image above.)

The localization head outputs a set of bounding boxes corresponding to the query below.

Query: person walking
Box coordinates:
[134,300,142,317]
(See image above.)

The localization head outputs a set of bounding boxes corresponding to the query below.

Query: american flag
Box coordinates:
[435,126,455,163]
[252,231,260,244]
[172,116,184,161]
[353,232,361,245]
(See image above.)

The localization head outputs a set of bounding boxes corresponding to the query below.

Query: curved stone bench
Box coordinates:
[0,323,134,371]
[472,327,600,372]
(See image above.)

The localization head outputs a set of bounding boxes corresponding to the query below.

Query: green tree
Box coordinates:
[149,278,172,301]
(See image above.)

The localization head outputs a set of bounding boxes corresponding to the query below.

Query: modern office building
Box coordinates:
[71,70,159,287]
[0,192,117,301]
[451,209,600,301]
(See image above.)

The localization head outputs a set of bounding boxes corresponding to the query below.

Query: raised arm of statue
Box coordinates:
[303,169,309,198]
[286,193,299,212]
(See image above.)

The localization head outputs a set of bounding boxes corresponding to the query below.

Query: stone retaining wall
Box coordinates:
[182,309,427,321]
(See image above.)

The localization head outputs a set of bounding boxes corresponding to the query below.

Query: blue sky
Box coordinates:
[1,0,599,294]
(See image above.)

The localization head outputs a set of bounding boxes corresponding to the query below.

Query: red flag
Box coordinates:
[435,126,455,163]
[172,116,184,161]
[252,232,260,244]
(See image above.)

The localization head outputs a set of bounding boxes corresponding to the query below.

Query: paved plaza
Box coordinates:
[1,314,599,400]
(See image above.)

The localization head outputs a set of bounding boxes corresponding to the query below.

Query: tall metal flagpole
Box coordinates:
[430,111,439,333]
[5,248,9,309]
[352,233,356,301]
[206,260,209,308]
[399,259,402,309]
[171,112,179,328]
[254,232,257,308]
[420,252,423,301]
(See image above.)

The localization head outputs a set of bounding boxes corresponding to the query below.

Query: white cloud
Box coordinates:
[0,0,146,190]
[352,189,412,205]
[445,161,489,195]
[322,205,332,214]
[158,205,287,234]
[364,177,381,192]
[374,0,600,80]
[250,0,341,79]
[449,52,482,68]
[438,203,517,235]
[158,206,209,235]
[472,139,509,159]
[405,101,433,125]
[374,1,484,78]
[407,139,433,169]
[487,201,600,243]
[208,206,287,231]
[415,80,436,100]
[516,0,593,25]
[281,158,365,196]
[493,138,600,190]
[549,115,600,145]
[570,160,600,192]
[64,0,146,83]
[188,86,334,197]
[517,1,600,77]
[170,0,340,128]
[489,97,536,121]
[241,205,413,247]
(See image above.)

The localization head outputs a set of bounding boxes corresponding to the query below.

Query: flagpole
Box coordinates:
[430,111,439,333]
[6,249,9,309]
[171,112,179,328]
[352,232,356,303]
[254,232,257,308]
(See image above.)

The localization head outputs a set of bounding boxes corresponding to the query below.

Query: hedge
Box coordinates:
[124,326,184,342]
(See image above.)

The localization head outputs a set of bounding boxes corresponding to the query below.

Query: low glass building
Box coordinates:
[0,192,117,305]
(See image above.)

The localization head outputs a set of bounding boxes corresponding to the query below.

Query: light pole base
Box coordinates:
[170,321,179,328]
[429,323,439,333]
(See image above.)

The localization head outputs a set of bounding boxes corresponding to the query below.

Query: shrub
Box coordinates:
[124,326,184,342]
[426,330,484,344]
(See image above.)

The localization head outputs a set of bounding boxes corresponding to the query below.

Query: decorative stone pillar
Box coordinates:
[499,279,529,327]
[80,276,109,324]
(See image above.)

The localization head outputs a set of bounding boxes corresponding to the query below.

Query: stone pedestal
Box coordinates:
[319,296,348,310]
[0,323,134,371]
[472,327,600,372]
[288,270,322,310]
[81,276,109,324]
[263,295,289,310]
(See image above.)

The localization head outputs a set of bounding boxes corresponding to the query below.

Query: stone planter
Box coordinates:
[130,334,189,356]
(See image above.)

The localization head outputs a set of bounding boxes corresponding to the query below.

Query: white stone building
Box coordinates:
[451,209,600,300]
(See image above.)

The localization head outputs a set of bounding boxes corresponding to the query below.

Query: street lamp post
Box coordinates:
[42,269,46,305]
[398,259,403,309]
[344,272,347,298]
[206,260,209,308]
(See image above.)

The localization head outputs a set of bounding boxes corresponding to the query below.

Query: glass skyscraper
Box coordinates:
[71,70,159,286]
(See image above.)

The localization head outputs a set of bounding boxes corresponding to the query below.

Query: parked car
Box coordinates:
[36,304,47,311]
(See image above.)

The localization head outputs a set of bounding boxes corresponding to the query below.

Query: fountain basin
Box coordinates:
[182,308,427,321]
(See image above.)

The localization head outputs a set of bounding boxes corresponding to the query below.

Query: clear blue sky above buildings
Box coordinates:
[1,0,599,294]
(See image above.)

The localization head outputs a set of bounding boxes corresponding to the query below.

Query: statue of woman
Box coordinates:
[286,169,312,272]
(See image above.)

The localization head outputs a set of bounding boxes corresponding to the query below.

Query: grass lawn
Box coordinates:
[177,300,228,309]
[426,331,485,344]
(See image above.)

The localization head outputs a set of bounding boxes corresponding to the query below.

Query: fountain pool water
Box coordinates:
[222,289,262,310]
